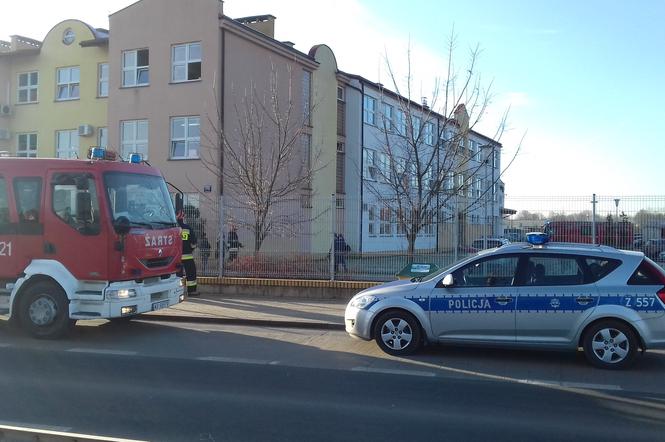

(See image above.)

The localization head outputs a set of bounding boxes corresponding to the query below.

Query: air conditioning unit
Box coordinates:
[0,129,11,140]
[78,124,94,137]
[0,104,11,117]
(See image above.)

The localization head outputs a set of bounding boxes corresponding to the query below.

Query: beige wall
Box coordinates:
[108,0,222,197]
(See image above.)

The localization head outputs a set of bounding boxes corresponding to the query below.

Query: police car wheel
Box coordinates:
[582,320,638,369]
[373,310,422,356]
[19,282,71,339]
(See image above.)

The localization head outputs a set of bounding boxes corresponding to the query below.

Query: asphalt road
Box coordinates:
[1,319,665,441]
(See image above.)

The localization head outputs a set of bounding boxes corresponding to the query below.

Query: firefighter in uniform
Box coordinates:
[177,209,198,296]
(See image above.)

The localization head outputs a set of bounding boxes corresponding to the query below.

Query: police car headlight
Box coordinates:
[350,294,378,309]
[106,288,137,299]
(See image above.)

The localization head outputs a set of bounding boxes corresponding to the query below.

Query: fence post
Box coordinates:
[330,194,336,281]
[591,193,597,245]
[218,194,224,277]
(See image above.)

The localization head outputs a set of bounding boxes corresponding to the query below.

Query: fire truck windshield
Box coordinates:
[104,172,177,230]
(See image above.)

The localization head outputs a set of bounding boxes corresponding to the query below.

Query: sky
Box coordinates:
[2,0,664,199]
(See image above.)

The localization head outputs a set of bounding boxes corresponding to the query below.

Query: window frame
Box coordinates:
[98,62,109,97]
[170,116,200,160]
[122,48,150,87]
[55,66,80,101]
[363,95,377,126]
[450,254,521,288]
[17,132,37,158]
[17,71,39,104]
[171,42,202,83]
[120,120,149,160]
[55,129,79,159]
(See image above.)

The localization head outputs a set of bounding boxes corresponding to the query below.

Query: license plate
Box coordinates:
[151,300,169,311]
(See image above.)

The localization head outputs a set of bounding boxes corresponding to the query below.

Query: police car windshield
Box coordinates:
[103,172,177,228]
[416,252,482,282]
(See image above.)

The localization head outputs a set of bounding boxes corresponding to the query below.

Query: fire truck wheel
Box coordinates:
[19,281,71,339]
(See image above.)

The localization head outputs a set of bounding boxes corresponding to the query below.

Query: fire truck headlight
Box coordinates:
[107,288,137,299]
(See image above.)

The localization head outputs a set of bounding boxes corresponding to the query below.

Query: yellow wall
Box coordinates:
[310,45,339,253]
[1,20,108,157]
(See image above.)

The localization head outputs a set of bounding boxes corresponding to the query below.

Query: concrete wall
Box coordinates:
[0,20,108,156]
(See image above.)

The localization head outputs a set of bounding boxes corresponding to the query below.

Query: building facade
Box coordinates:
[0,20,109,159]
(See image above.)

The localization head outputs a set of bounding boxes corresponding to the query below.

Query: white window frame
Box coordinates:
[337,86,345,102]
[396,110,406,135]
[379,205,392,236]
[17,71,38,103]
[56,130,79,159]
[122,49,149,87]
[17,132,37,158]
[382,103,394,131]
[368,205,376,236]
[56,67,80,101]
[98,63,109,97]
[170,116,200,159]
[363,95,376,125]
[425,122,435,146]
[98,127,108,149]
[171,42,201,83]
[120,120,149,160]
[363,149,377,180]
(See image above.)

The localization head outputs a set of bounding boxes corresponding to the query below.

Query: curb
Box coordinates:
[140,314,345,331]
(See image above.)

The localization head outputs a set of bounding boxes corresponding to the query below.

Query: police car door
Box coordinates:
[514,254,599,345]
[430,254,519,343]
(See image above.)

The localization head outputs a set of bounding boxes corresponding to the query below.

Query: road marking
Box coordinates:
[66,348,138,356]
[351,366,437,378]
[0,422,145,441]
[0,421,71,432]
[522,379,623,391]
[196,356,278,365]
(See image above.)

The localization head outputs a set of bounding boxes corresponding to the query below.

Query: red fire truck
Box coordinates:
[0,150,185,338]
[543,220,634,248]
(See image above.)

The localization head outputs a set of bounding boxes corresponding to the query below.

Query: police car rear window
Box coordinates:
[628,260,664,285]
[583,257,621,283]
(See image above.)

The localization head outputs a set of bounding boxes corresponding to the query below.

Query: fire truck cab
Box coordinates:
[0,151,185,338]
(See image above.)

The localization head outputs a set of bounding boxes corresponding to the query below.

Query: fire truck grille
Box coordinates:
[140,256,175,269]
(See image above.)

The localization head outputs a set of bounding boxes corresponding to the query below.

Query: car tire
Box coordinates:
[18,281,71,339]
[373,310,422,356]
[582,320,638,369]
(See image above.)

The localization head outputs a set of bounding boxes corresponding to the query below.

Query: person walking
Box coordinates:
[177,209,198,296]
[334,233,349,273]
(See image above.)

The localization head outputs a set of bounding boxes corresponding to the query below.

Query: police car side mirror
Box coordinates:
[113,216,131,236]
[441,274,454,288]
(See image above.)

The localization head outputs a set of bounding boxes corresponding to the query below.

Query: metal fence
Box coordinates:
[182,194,665,282]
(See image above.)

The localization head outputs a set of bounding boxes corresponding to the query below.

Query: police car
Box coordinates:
[345,233,665,369]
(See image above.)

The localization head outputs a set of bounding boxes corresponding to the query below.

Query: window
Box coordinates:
[56,67,80,100]
[17,133,37,158]
[17,71,38,103]
[523,255,584,286]
[584,257,621,283]
[56,130,79,159]
[51,173,100,235]
[0,177,9,232]
[98,63,109,97]
[368,206,376,236]
[122,49,149,87]
[475,178,482,198]
[396,209,406,235]
[121,120,148,160]
[382,103,393,131]
[628,260,663,285]
[475,142,482,161]
[98,127,108,149]
[170,116,200,159]
[380,206,392,235]
[172,42,201,82]
[363,149,377,180]
[457,173,464,196]
[14,177,42,228]
[302,133,312,178]
[337,86,345,102]
[492,149,498,169]
[336,142,345,153]
[396,110,406,135]
[377,152,389,182]
[453,255,519,287]
[363,95,376,125]
[302,70,312,125]
[412,116,422,139]
[336,152,345,194]
[425,122,435,145]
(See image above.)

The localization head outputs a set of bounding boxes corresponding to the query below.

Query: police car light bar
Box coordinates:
[526,232,550,246]
[87,147,118,161]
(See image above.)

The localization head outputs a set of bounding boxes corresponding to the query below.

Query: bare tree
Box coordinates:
[199,64,321,253]
[364,32,521,256]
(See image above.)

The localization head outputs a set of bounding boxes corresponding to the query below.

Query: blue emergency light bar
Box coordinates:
[526,232,550,245]
[128,153,142,164]
[87,147,118,161]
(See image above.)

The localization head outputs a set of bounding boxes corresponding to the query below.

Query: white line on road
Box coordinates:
[66,348,138,356]
[521,379,623,391]
[196,356,279,365]
[351,366,437,378]
[0,420,72,432]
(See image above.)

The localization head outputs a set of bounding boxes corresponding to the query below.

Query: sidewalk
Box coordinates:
[142,294,347,330]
